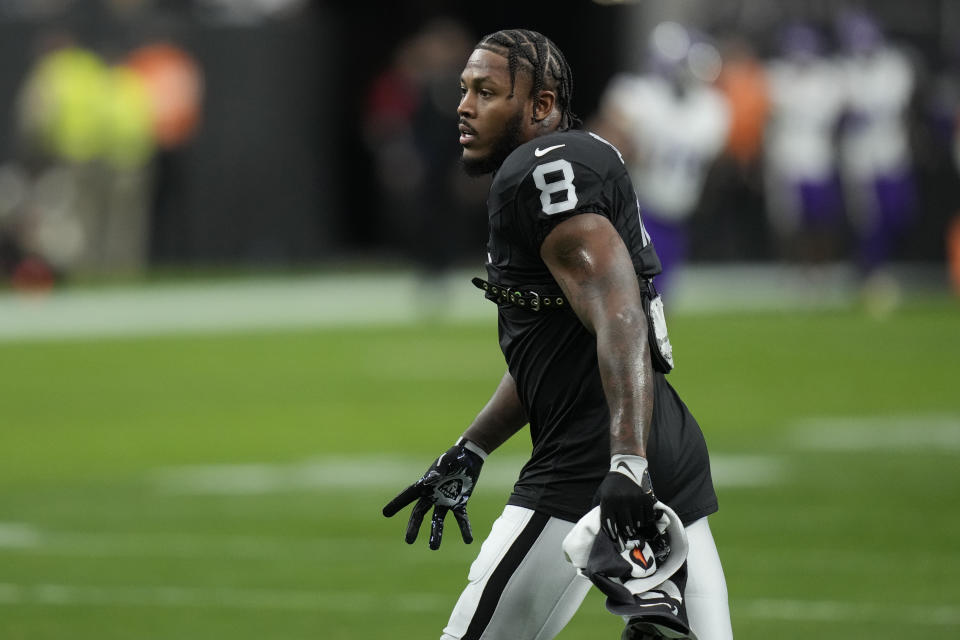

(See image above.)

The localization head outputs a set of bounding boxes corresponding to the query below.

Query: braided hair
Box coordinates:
[476,29,582,130]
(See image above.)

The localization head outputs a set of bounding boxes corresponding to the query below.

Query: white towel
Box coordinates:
[562,502,695,638]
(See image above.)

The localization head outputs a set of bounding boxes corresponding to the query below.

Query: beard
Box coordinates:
[461,109,525,176]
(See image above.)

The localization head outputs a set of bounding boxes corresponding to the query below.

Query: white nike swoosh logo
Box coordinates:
[534,144,565,157]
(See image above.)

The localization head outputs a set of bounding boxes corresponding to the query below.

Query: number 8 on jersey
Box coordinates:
[533,159,578,215]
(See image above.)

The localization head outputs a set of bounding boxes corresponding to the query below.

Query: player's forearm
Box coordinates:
[595,306,655,457]
[462,370,528,454]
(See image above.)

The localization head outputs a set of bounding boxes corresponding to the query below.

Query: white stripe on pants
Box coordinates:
[441,506,732,640]
[683,518,733,640]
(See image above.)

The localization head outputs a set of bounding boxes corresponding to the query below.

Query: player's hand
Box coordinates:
[382,438,486,550]
[598,454,659,545]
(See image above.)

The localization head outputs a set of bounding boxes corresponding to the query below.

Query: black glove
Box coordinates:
[382,438,486,550]
[597,454,659,545]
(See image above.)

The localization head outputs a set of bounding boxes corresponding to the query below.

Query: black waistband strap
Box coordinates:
[471,277,567,312]
[471,276,657,312]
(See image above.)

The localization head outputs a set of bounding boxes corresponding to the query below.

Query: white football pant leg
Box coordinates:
[440,505,592,640]
[684,517,733,640]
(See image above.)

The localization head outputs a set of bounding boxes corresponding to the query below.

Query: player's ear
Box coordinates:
[532,89,557,123]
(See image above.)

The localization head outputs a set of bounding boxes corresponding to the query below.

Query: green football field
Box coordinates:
[0,286,958,639]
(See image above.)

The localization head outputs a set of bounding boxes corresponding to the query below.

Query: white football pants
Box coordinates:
[440,505,732,640]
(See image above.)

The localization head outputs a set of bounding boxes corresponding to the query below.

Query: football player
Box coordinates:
[592,22,730,296]
[763,22,847,262]
[384,29,732,640]
[835,10,917,299]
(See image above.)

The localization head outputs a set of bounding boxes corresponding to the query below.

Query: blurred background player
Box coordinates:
[763,22,847,266]
[696,35,770,264]
[592,22,730,296]
[835,10,918,305]
[363,19,484,311]
[4,28,201,289]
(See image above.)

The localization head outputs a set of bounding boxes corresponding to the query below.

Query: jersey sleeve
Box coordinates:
[510,143,617,251]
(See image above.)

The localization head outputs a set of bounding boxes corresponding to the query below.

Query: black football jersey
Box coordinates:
[486,130,660,287]
[484,130,717,524]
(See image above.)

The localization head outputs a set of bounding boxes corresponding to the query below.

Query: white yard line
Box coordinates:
[1,262,915,342]
[707,455,785,486]
[0,522,40,547]
[0,452,782,559]
[149,454,529,495]
[0,582,956,626]
[0,525,379,559]
[0,526,454,568]
[739,598,960,626]
[0,271,494,341]
[0,582,445,613]
[5,523,955,574]
[149,453,785,496]
[789,414,960,452]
